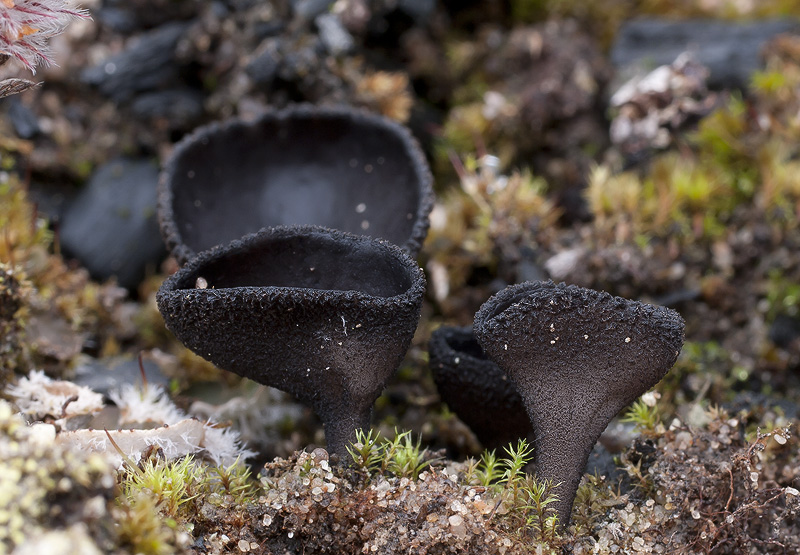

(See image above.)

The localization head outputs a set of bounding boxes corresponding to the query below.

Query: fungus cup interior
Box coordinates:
[171,229,414,298]
[161,106,433,263]
[480,284,538,321]
[438,328,488,361]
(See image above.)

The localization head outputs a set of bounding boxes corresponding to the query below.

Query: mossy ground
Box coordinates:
[2,1,800,553]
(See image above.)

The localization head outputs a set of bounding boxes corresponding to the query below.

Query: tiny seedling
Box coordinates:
[348,428,439,481]
[123,456,200,518]
[621,397,662,433]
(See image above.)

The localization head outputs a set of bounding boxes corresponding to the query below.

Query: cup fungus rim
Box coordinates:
[475,280,684,338]
[158,103,435,265]
[429,325,490,363]
[158,224,427,307]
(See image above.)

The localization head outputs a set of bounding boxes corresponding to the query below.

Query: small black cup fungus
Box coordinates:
[156,225,426,456]
[473,281,685,528]
[428,326,533,450]
[158,104,434,265]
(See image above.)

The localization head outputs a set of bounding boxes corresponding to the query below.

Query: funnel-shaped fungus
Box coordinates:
[158,104,434,265]
[428,326,533,450]
[156,225,426,456]
[473,281,684,527]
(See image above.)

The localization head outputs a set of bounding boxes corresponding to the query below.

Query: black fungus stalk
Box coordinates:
[156,225,426,456]
[473,280,685,528]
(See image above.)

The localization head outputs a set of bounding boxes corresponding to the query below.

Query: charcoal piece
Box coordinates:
[60,158,165,290]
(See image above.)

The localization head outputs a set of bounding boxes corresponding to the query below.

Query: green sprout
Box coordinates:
[348,428,440,481]
[122,456,199,519]
[203,458,257,505]
[468,439,561,545]
[621,397,662,433]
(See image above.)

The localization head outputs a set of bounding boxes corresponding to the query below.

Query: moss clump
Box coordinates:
[0,400,117,552]
[0,263,31,382]
[435,21,610,186]
[567,408,800,554]
[464,440,562,552]
[587,35,800,248]
[0,172,128,375]
[425,155,558,320]
[510,0,800,48]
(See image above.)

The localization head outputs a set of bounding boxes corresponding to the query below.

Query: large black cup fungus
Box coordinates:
[156,225,426,456]
[428,326,533,450]
[473,281,685,528]
[158,104,435,265]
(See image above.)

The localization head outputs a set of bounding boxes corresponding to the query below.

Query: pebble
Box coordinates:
[59,158,166,290]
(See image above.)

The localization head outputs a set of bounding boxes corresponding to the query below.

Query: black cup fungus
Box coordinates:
[156,225,426,456]
[474,280,685,527]
[429,326,533,451]
[158,104,434,265]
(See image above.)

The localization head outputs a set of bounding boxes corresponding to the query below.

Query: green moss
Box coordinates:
[425,156,557,315]
[122,456,200,520]
[348,428,438,481]
[464,440,562,549]
[763,269,800,322]
[621,397,662,434]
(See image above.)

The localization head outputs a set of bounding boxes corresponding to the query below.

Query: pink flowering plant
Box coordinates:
[0,0,88,97]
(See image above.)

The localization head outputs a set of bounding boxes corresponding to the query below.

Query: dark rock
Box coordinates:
[315,14,354,55]
[398,0,436,21]
[245,44,280,86]
[7,98,40,139]
[252,20,286,41]
[428,326,533,450]
[156,225,426,455]
[474,280,685,528]
[768,313,800,349]
[158,104,434,265]
[585,443,625,485]
[96,7,138,34]
[73,358,170,397]
[131,88,204,127]
[25,180,77,226]
[60,158,166,290]
[101,0,199,29]
[611,18,800,90]
[725,391,799,421]
[81,22,189,102]
[292,0,334,20]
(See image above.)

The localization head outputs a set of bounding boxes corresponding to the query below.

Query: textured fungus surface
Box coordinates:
[158,104,434,265]
[428,326,533,450]
[473,281,685,527]
[156,225,426,455]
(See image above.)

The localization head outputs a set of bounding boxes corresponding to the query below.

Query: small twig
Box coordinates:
[59,395,79,419]
[448,149,466,180]
[104,429,142,477]
[487,496,504,522]
[138,352,148,390]
[725,467,734,513]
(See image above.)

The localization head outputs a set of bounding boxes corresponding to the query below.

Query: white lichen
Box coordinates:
[5,369,104,427]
